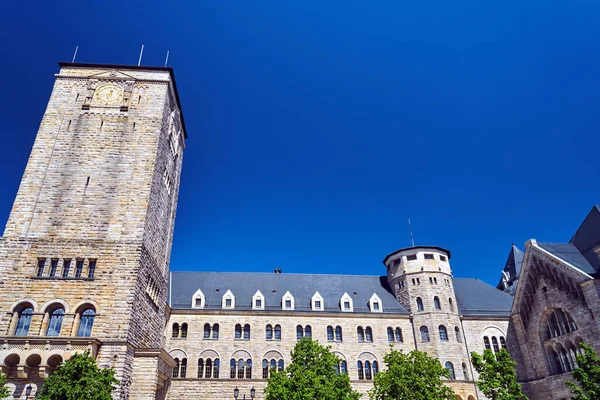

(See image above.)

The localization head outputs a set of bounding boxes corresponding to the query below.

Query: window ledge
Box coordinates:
[31,276,95,281]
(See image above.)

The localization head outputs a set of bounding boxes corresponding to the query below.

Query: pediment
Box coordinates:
[88,69,137,81]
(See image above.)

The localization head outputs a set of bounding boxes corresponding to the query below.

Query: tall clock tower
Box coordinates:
[0,62,186,399]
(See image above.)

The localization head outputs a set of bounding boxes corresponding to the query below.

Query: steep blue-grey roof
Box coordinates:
[496,244,524,291]
[454,278,514,317]
[169,271,410,314]
[537,242,595,275]
[570,205,600,272]
[170,272,513,317]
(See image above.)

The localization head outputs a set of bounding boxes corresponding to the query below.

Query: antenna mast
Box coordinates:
[408,217,415,247]
[71,46,79,63]
[137,45,144,66]
[164,50,170,67]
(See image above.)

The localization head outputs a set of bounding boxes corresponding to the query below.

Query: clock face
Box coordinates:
[93,83,124,106]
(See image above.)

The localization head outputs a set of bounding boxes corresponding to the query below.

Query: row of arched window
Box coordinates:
[483,336,506,353]
[11,301,96,338]
[262,359,285,378]
[172,323,409,344]
[416,296,454,313]
[35,258,96,279]
[546,339,583,375]
[357,360,379,380]
[420,325,462,343]
[542,308,578,341]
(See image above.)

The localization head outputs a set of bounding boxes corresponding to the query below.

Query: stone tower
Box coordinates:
[384,246,472,380]
[0,62,186,399]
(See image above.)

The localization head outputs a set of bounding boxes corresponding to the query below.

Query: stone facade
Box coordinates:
[0,63,185,399]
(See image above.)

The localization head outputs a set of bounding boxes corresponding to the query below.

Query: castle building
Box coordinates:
[503,205,600,400]
[3,62,592,400]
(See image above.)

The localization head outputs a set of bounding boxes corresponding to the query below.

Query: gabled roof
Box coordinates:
[496,244,524,290]
[454,278,514,317]
[169,272,409,314]
[570,205,600,272]
[536,242,595,275]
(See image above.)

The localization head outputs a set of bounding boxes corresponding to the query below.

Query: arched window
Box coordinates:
[449,298,454,312]
[365,326,373,342]
[462,362,469,380]
[278,359,284,371]
[492,337,500,353]
[198,359,204,378]
[213,324,219,339]
[181,323,188,339]
[172,323,179,339]
[47,307,65,336]
[77,309,95,337]
[357,361,364,380]
[387,327,394,342]
[365,361,372,380]
[395,327,403,342]
[483,336,491,350]
[262,359,269,379]
[246,359,252,378]
[439,325,448,341]
[305,325,312,338]
[235,324,242,339]
[335,326,343,341]
[266,324,273,340]
[357,327,365,342]
[173,358,180,378]
[205,358,213,378]
[434,296,441,310]
[420,326,430,342]
[445,362,455,380]
[213,358,220,378]
[500,336,506,349]
[274,325,281,341]
[230,359,237,378]
[243,324,251,340]
[270,359,276,375]
[416,297,424,312]
[237,359,244,379]
[297,325,303,340]
[543,308,578,340]
[327,326,334,341]
[373,360,379,375]
[340,360,347,374]
[455,326,462,342]
[204,323,211,339]
[180,358,187,378]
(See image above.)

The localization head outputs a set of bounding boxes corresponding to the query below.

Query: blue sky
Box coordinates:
[0,1,598,285]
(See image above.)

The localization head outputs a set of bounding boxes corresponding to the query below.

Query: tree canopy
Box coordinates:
[264,337,361,400]
[566,343,600,399]
[470,348,528,400]
[37,351,119,400]
[369,347,455,400]
[0,370,9,398]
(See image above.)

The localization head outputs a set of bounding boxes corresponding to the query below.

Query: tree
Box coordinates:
[369,347,455,400]
[264,337,361,400]
[37,351,119,400]
[0,370,10,398]
[566,343,600,399]
[471,348,528,400]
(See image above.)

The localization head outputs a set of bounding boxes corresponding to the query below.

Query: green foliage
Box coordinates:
[369,347,455,400]
[0,370,9,398]
[471,348,528,400]
[566,343,600,399]
[264,337,361,400]
[37,351,119,400]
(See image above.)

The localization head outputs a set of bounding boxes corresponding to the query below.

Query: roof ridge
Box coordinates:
[170,270,387,278]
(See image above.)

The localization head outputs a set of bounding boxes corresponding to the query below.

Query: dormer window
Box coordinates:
[311,292,324,311]
[368,293,383,313]
[282,291,295,310]
[340,292,353,312]
[252,290,265,310]
[191,289,205,309]
[222,290,235,309]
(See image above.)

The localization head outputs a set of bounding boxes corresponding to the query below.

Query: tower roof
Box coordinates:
[569,205,600,272]
[57,62,188,139]
[496,244,524,290]
[382,246,451,265]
